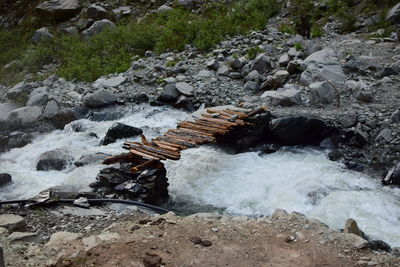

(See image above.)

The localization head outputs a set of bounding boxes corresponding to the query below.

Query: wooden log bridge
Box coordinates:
[102,106,267,173]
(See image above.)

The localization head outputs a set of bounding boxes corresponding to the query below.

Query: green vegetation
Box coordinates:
[278,23,296,35]
[293,42,304,51]
[246,46,265,60]
[0,0,280,85]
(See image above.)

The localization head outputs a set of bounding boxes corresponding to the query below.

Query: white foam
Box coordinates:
[166,146,400,247]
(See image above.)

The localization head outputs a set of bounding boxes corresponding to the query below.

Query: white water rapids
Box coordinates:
[1,105,400,247]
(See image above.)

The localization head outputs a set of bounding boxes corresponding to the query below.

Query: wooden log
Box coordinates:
[133,142,181,158]
[173,127,216,137]
[141,135,152,146]
[167,129,216,142]
[179,121,228,134]
[152,139,188,150]
[130,159,160,173]
[130,149,162,160]
[130,143,179,160]
[197,117,241,127]
[103,153,137,165]
[152,140,181,152]
[192,120,231,130]
[223,109,248,117]
[239,107,267,119]
[157,136,197,148]
[164,133,209,145]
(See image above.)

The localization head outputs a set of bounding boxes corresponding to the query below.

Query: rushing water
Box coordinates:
[1,105,400,247]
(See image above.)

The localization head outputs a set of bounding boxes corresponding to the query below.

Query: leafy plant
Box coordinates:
[246,46,264,60]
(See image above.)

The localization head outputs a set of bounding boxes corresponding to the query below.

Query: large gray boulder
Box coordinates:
[27,87,49,106]
[36,0,80,20]
[100,122,143,146]
[175,82,194,97]
[309,81,335,104]
[82,19,116,39]
[251,54,272,74]
[383,162,400,186]
[346,80,373,103]
[301,48,346,87]
[86,4,109,20]
[32,28,53,44]
[261,85,302,106]
[36,149,74,171]
[83,89,118,108]
[5,106,43,129]
[0,214,26,232]
[6,82,34,104]
[0,103,17,122]
[158,84,180,104]
[386,3,400,23]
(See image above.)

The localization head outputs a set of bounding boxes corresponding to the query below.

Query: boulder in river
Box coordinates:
[269,115,329,146]
[83,89,118,108]
[36,149,74,171]
[0,173,12,187]
[74,152,111,167]
[100,123,143,146]
[382,162,400,186]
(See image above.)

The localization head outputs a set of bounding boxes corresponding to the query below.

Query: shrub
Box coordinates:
[246,46,264,60]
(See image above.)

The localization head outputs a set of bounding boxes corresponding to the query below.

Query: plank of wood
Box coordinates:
[223,109,248,116]
[103,153,137,165]
[202,113,236,120]
[152,139,188,150]
[141,135,152,146]
[164,133,210,145]
[167,129,216,141]
[179,122,228,134]
[197,117,241,127]
[157,136,197,148]
[173,127,216,137]
[130,149,162,160]
[192,120,231,130]
[130,160,158,173]
[131,144,179,160]
[130,142,181,158]
[152,140,181,152]
[239,107,267,119]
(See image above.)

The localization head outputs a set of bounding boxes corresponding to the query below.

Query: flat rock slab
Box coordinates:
[0,214,26,231]
[175,82,194,97]
[36,0,81,20]
[7,232,38,242]
[60,206,106,217]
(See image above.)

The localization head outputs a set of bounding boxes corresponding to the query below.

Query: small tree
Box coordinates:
[289,0,316,38]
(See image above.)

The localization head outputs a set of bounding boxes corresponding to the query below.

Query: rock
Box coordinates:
[74,152,111,167]
[243,81,260,93]
[0,173,12,187]
[206,59,219,70]
[343,233,368,249]
[36,0,80,20]
[230,59,243,70]
[279,53,290,67]
[382,162,400,186]
[271,209,288,219]
[100,122,143,146]
[98,76,126,88]
[6,82,33,104]
[144,50,155,57]
[0,214,25,232]
[43,99,60,118]
[27,91,49,107]
[217,64,230,76]
[158,84,180,103]
[229,72,241,79]
[157,5,173,13]
[301,48,346,87]
[343,218,363,237]
[0,102,17,122]
[36,148,74,171]
[50,107,85,129]
[270,70,290,89]
[178,0,202,9]
[390,109,400,124]
[287,60,303,74]
[346,80,373,103]
[86,4,109,20]
[392,247,400,257]
[198,70,212,77]
[45,232,81,249]
[269,115,328,146]
[369,240,392,252]
[251,54,272,74]
[77,18,94,30]
[32,27,53,43]
[174,95,195,112]
[73,197,90,208]
[386,3,400,23]
[5,106,43,129]
[261,86,302,106]
[7,232,38,242]
[339,112,357,128]
[244,70,260,82]
[83,89,118,108]
[175,82,194,97]
[376,128,392,143]
[309,81,335,104]
[82,19,116,39]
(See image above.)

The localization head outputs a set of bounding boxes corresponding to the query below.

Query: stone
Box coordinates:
[244,70,260,82]
[261,86,302,106]
[77,18,94,30]
[7,232,38,242]
[279,53,290,67]
[309,81,335,104]
[230,59,243,70]
[27,92,49,107]
[36,148,74,171]
[243,81,260,93]
[73,197,90,208]
[36,0,80,20]
[45,232,81,249]
[229,72,241,79]
[178,0,202,9]
[390,109,400,124]
[270,70,290,89]
[158,84,180,103]
[271,209,288,219]
[343,233,368,249]
[343,219,363,238]
[82,19,116,39]
[5,106,43,129]
[198,70,212,77]
[86,4,109,20]
[100,122,143,146]
[61,206,106,217]
[368,240,392,252]
[346,80,373,103]
[251,54,272,74]
[0,173,12,187]
[217,64,230,76]
[144,50,155,57]
[43,99,60,118]
[32,27,53,44]
[157,5,173,13]
[376,128,392,143]
[175,82,194,97]
[0,214,25,232]
[269,115,328,146]
[300,48,346,87]
[74,153,111,167]
[0,103,17,122]
[382,162,400,186]
[206,59,219,70]
[6,82,33,104]
[287,60,303,74]
[174,95,195,112]
[101,76,126,88]
[83,89,118,108]
[386,3,400,23]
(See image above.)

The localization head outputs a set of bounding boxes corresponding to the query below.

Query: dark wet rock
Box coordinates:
[85,4,109,20]
[269,115,330,146]
[100,123,143,146]
[36,148,74,171]
[251,54,272,74]
[328,150,343,161]
[74,152,111,167]
[0,132,34,152]
[49,106,87,129]
[36,0,81,20]
[89,109,124,122]
[0,173,12,187]
[158,84,180,104]
[386,3,400,23]
[174,95,195,112]
[83,89,118,108]
[369,240,392,252]
[382,162,400,186]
